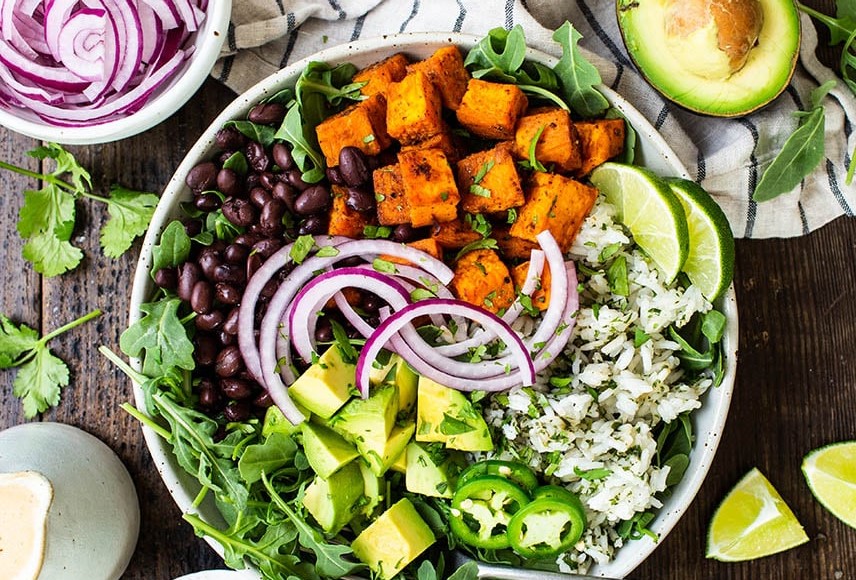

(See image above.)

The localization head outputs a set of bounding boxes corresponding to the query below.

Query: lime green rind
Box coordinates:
[802,441,856,529]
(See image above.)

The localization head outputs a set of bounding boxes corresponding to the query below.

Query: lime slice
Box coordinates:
[589,162,689,283]
[665,178,735,301]
[706,468,809,562]
[802,441,856,529]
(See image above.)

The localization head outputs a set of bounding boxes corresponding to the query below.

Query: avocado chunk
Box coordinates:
[363,421,416,477]
[357,460,385,517]
[302,461,364,535]
[617,0,800,116]
[261,402,309,438]
[405,442,465,498]
[390,447,408,474]
[289,345,356,419]
[351,498,436,579]
[416,377,493,451]
[301,421,359,479]
[329,384,399,449]
[367,353,418,416]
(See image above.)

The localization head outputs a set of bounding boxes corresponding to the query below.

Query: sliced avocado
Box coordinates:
[368,349,396,385]
[261,402,309,438]
[289,345,356,419]
[617,0,800,116]
[351,498,436,580]
[390,447,408,474]
[357,459,385,518]
[329,384,399,450]
[301,421,359,479]
[361,421,416,477]
[302,461,364,535]
[394,359,419,416]
[416,377,493,452]
[405,442,465,498]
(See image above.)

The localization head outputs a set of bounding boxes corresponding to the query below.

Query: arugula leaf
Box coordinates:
[552,21,609,118]
[99,185,159,258]
[222,151,249,175]
[0,309,100,418]
[238,432,298,484]
[119,298,195,376]
[222,120,277,147]
[151,220,192,277]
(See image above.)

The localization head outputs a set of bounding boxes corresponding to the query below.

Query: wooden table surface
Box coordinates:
[1,2,854,579]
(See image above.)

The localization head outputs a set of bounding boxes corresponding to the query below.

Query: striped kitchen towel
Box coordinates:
[215,0,856,238]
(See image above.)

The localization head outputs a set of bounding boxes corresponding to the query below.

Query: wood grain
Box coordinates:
[0,2,853,579]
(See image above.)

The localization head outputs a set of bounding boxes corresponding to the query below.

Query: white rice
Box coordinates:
[481,195,713,572]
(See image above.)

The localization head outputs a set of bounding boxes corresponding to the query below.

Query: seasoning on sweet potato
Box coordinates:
[575,118,626,176]
[430,216,482,249]
[328,185,372,238]
[386,70,444,145]
[457,141,525,214]
[513,107,582,173]
[511,260,552,311]
[406,46,470,110]
[400,128,461,164]
[456,79,528,140]
[316,94,392,167]
[373,164,411,226]
[509,171,598,252]
[493,227,539,260]
[397,148,460,227]
[353,53,409,97]
[450,249,515,315]
[380,238,444,265]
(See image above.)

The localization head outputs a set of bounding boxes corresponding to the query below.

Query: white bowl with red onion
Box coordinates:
[0,0,230,144]
[127,32,738,579]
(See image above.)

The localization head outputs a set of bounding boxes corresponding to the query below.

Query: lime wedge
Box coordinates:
[706,468,809,562]
[589,162,689,283]
[665,178,735,301]
[802,441,856,529]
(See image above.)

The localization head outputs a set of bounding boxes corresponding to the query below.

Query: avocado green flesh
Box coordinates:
[617,0,800,116]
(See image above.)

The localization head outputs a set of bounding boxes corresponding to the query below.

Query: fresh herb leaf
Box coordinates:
[454,238,498,261]
[551,21,609,118]
[634,328,651,347]
[607,255,629,296]
[527,125,548,172]
[119,298,195,376]
[465,212,492,238]
[222,151,249,175]
[151,220,192,278]
[222,120,277,147]
[238,432,298,484]
[315,245,340,258]
[363,224,393,239]
[372,257,398,274]
[290,234,316,264]
[506,207,517,224]
[99,185,159,258]
[440,412,476,436]
[574,466,612,480]
[329,319,358,364]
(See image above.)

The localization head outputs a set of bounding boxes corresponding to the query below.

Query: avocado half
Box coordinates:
[617,0,801,117]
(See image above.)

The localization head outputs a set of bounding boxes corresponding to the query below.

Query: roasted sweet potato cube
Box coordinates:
[430,217,482,249]
[328,185,371,238]
[513,107,582,173]
[374,164,410,226]
[450,249,515,315]
[456,79,528,140]
[398,148,460,227]
[406,46,470,110]
[494,227,539,260]
[575,118,626,175]
[400,128,461,164]
[511,261,552,311]
[386,71,444,145]
[381,238,444,266]
[353,53,409,97]
[509,172,598,252]
[316,94,391,167]
[457,142,525,214]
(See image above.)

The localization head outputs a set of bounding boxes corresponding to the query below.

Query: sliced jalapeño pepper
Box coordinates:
[449,475,531,550]
[534,484,586,514]
[456,459,539,493]
[506,494,587,558]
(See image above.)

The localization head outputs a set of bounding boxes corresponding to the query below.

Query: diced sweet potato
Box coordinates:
[450,249,515,315]
[406,46,470,110]
[380,238,444,265]
[513,107,582,173]
[509,172,598,252]
[398,148,460,227]
[511,261,552,311]
[328,185,371,238]
[353,53,409,97]
[494,227,539,259]
[386,71,444,145]
[457,142,525,214]
[316,94,391,167]
[575,118,626,176]
[430,217,482,249]
[374,164,410,226]
[400,128,461,164]
[456,79,528,140]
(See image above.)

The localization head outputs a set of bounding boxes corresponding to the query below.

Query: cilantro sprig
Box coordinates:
[0,309,101,417]
[2,142,158,275]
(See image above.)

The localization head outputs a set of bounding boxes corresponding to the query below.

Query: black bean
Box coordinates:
[315,318,333,343]
[215,127,247,151]
[215,346,244,377]
[391,223,421,243]
[259,199,286,234]
[259,172,278,191]
[249,186,271,208]
[183,219,203,238]
[253,391,274,409]
[272,181,297,213]
[219,331,237,346]
[213,263,246,285]
[362,293,382,314]
[246,141,269,172]
[177,262,201,302]
[345,186,375,213]
[245,172,261,191]
[194,192,221,212]
[233,233,259,248]
[298,215,328,235]
[195,310,224,332]
[153,267,177,290]
[260,277,279,299]
[195,334,219,366]
[248,102,286,125]
[222,198,257,227]
[198,378,221,409]
[216,283,241,305]
[246,253,263,280]
[252,238,283,258]
[216,168,241,197]
[224,243,250,264]
[186,161,218,193]
[285,169,311,191]
[223,401,251,422]
[220,377,254,400]
[222,307,241,335]
[197,248,222,280]
[294,185,331,215]
[190,280,214,314]
[338,146,370,187]
[326,165,347,186]
[272,142,294,170]
[336,256,364,268]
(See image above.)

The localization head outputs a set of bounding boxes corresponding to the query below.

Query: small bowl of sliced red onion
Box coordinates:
[0,0,231,144]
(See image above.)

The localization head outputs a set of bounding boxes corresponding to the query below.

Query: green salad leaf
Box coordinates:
[119,298,195,377]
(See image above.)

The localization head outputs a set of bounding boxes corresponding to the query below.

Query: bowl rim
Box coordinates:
[128,30,737,579]
[0,0,232,145]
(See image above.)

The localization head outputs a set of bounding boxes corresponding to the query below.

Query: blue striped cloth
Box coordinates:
[214,0,856,238]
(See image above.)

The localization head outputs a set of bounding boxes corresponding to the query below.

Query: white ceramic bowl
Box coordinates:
[0,1,232,145]
[128,32,738,579]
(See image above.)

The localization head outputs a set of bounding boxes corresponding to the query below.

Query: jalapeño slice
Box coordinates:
[449,475,530,550]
